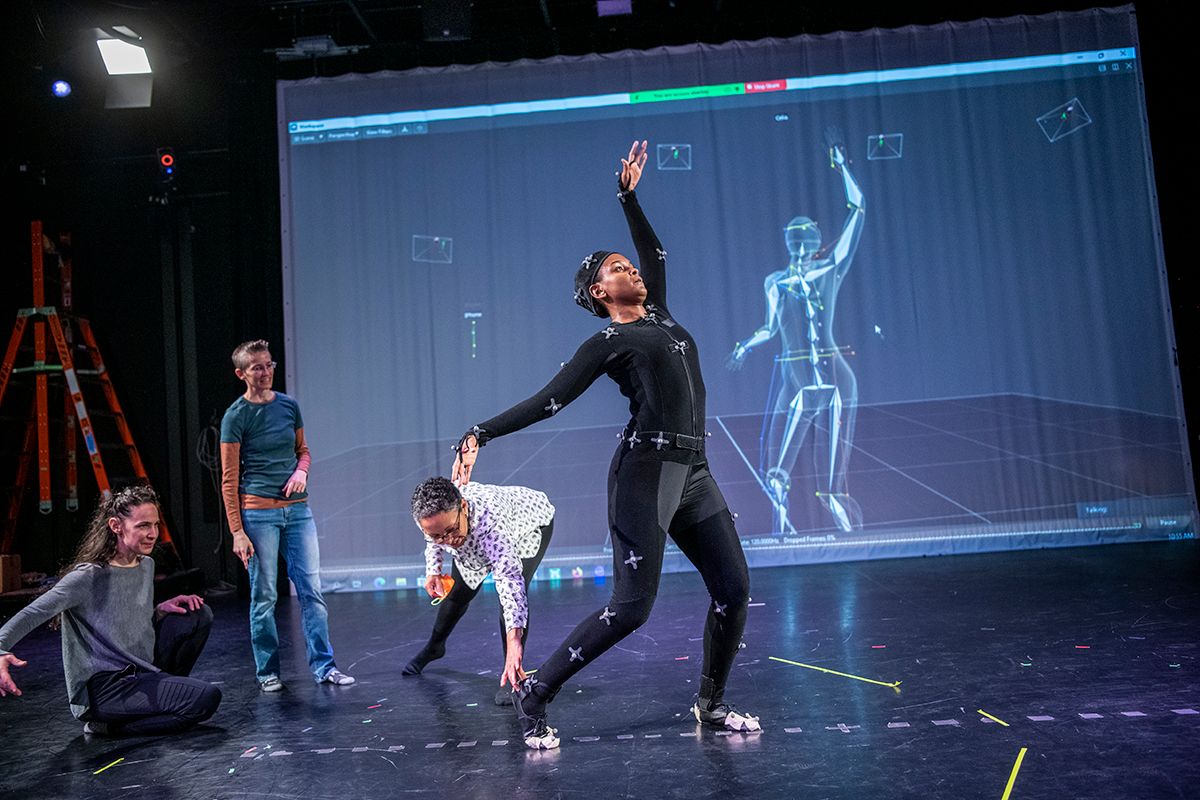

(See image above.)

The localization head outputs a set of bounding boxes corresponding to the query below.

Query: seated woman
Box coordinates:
[0,485,221,736]
[405,476,554,706]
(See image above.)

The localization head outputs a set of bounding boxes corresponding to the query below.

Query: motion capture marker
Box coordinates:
[569,646,584,662]
[769,655,902,692]
[458,741,477,748]
[1000,747,1029,800]
[626,431,642,449]
[93,757,125,775]
[544,398,562,415]
[651,433,670,450]
[1120,711,1148,717]
[603,326,619,340]
[492,740,509,746]
[748,602,766,607]
[624,549,643,569]
[977,710,1009,727]
[599,606,616,625]
[886,722,910,729]
[656,247,667,261]
[1078,713,1104,719]
[713,601,728,616]
[932,719,960,727]
[669,339,690,354]
[1027,715,1055,722]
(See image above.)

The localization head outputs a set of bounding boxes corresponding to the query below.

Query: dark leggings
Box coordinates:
[422,520,554,658]
[85,605,222,735]
[531,449,750,702]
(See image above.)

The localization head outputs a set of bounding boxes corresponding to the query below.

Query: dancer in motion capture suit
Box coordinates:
[403,476,555,708]
[728,128,865,533]
[453,140,759,749]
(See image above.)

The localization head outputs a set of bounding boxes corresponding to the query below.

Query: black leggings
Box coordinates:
[423,520,554,657]
[85,605,221,735]
[533,449,750,699]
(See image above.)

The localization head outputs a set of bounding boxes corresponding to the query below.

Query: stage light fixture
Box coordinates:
[96,28,154,108]
[52,80,72,98]
[95,29,152,75]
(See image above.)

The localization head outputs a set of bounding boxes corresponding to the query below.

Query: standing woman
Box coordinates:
[0,486,221,735]
[220,339,354,691]
[454,141,759,749]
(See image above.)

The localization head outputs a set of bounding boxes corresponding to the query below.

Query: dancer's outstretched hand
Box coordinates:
[0,653,27,697]
[619,140,649,192]
[500,629,526,691]
[452,434,478,485]
[424,574,443,599]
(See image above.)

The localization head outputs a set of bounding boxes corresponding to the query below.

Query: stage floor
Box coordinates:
[1,541,1197,799]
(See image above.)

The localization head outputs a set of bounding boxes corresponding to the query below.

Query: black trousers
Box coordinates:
[85,605,222,735]
[423,520,554,656]
[533,448,750,697]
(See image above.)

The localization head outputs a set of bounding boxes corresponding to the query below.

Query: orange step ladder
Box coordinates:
[0,221,177,556]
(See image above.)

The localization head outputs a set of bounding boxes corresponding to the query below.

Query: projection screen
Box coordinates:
[276,6,1194,592]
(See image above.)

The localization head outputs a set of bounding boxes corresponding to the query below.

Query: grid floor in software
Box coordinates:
[309,393,1192,566]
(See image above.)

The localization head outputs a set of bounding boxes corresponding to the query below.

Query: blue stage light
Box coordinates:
[52,80,72,98]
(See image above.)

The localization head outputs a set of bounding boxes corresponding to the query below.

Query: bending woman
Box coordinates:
[404,477,554,707]
[454,140,759,749]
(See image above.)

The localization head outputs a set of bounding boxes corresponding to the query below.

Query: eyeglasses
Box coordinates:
[244,361,277,375]
[428,505,465,544]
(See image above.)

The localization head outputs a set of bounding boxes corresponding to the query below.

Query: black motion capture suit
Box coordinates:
[461,187,751,716]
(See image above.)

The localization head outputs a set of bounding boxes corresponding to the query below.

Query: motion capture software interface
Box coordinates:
[278,34,1192,591]
[286,48,1139,144]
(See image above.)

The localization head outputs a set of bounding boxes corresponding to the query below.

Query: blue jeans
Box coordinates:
[242,502,337,682]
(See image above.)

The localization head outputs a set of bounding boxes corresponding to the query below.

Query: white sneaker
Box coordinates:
[320,668,356,686]
[260,676,285,692]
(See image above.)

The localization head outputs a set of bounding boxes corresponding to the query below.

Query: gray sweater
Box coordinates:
[0,558,157,718]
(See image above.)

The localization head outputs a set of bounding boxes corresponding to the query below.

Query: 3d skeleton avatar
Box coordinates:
[728,128,866,533]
